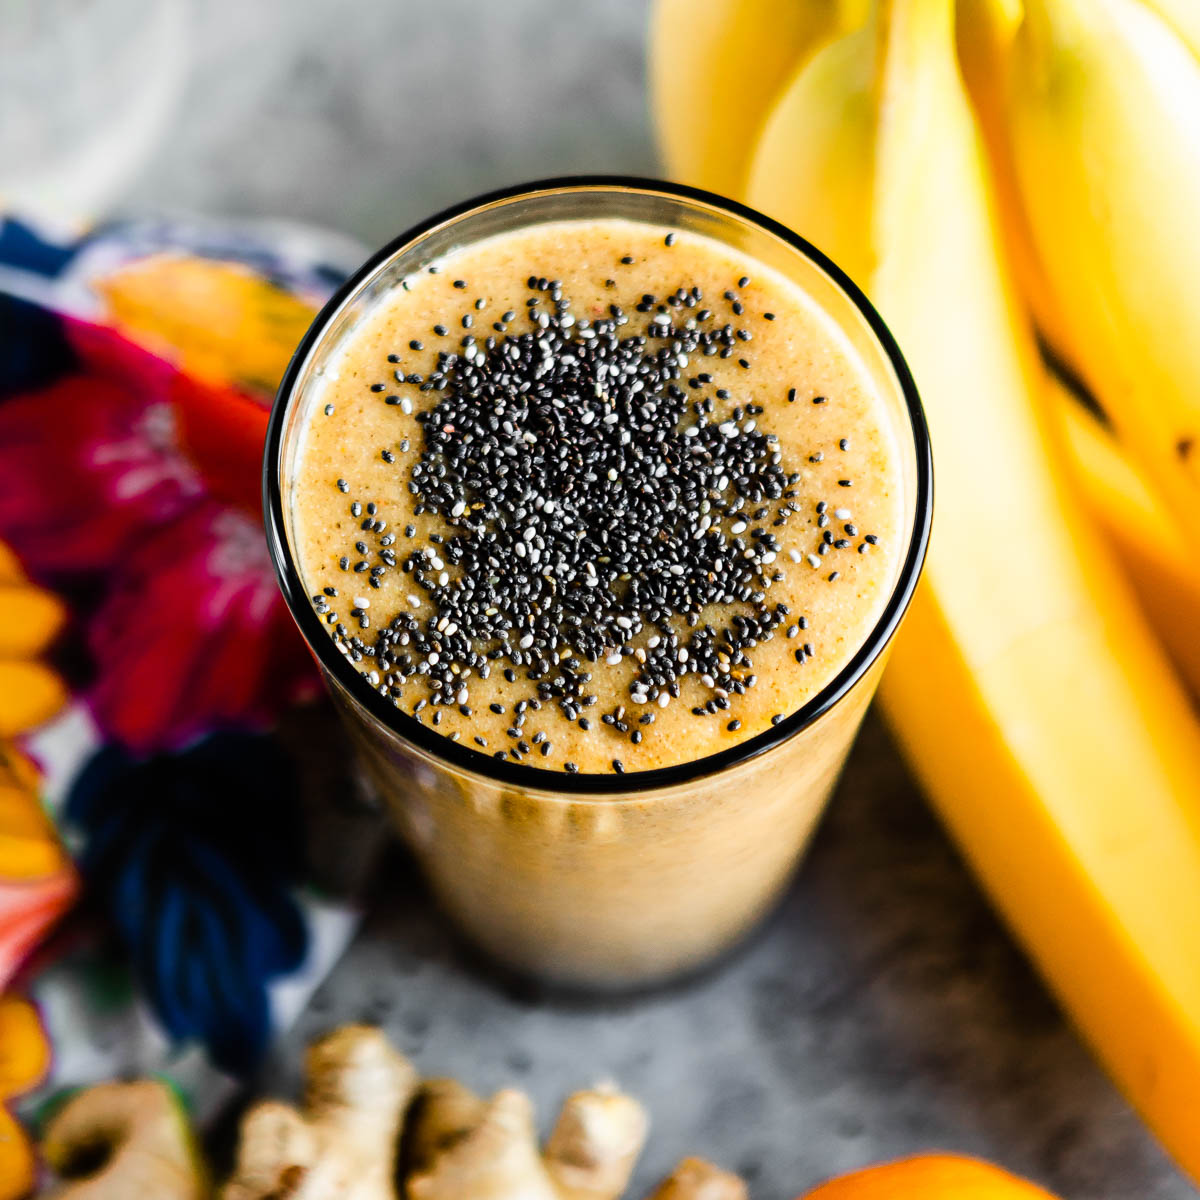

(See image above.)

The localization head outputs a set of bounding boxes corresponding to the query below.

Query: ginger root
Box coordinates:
[223,1025,417,1200]
[36,1025,745,1200]
[41,1079,207,1199]
[405,1079,647,1200]
[646,1158,749,1200]
[403,1077,487,1177]
[544,1086,650,1200]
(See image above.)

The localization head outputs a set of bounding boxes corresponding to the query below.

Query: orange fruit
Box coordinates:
[802,1154,1061,1199]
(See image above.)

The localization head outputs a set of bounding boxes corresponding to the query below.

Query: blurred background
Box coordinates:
[1,0,656,238]
[0,3,1195,1198]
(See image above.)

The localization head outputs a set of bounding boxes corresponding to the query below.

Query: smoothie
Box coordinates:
[273,193,924,986]
[291,219,904,774]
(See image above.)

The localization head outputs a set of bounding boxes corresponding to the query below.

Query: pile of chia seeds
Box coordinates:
[310,253,878,771]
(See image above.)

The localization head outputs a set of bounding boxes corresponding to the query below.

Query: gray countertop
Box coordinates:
[121,3,1193,1196]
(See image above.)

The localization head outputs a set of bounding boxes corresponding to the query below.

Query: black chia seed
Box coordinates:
[311,267,858,770]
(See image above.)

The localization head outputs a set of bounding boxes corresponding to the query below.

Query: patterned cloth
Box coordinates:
[0,214,371,1196]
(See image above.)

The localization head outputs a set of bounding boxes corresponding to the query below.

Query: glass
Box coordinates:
[265,178,932,989]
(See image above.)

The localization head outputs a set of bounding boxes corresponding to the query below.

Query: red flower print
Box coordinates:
[0,316,318,752]
[0,371,202,580]
[86,503,316,753]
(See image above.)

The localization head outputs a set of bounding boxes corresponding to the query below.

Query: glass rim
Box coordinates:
[263,175,933,797]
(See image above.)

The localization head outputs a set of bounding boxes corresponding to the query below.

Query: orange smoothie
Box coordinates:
[273,192,925,986]
[292,219,904,774]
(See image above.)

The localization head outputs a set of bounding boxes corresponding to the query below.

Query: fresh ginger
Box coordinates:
[40,1080,207,1199]
[223,1025,417,1200]
[35,1024,744,1200]
[646,1158,749,1200]
[544,1085,650,1200]
[405,1079,647,1200]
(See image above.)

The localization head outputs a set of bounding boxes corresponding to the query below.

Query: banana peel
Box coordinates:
[1004,0,1200,550]
[648,0,868,197]
[746,0,1200,1183]
[1053,382,1200,702]
[746,12,881,288]
[959,0,1200,697]
[954,0,1080,370]
[1140,0,1200,57]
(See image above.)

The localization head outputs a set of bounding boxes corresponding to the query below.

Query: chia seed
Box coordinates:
[309,263,868,771]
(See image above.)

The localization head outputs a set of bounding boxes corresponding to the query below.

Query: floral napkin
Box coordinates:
[0,213,375,1197]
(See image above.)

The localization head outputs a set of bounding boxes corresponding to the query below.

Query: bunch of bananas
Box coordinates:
[651,0,1200,1184]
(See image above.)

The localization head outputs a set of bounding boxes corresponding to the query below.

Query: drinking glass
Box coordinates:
[265,178,932,988]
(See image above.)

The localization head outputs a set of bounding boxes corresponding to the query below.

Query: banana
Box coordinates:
[745,11,881,287]
[748,0,1200,1183]
[1005,0,1200,549]
[1140,0,1200,55]
[955,0,1022,136]
[1053,381,1200,701]
[954,0,1080,369]
[959,0,1200,693]
[648,0,867,197]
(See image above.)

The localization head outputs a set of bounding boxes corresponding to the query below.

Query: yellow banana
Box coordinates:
[746,11,881,287]
[955,0,1022,141]
[954,0,1081,369]
[750,0,1200,1182]
[648,0,868,197]
[958,0,1200,673]
[1140,0,1200,55]
[1053,382,1200,701]
[1005,0,1200,549]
